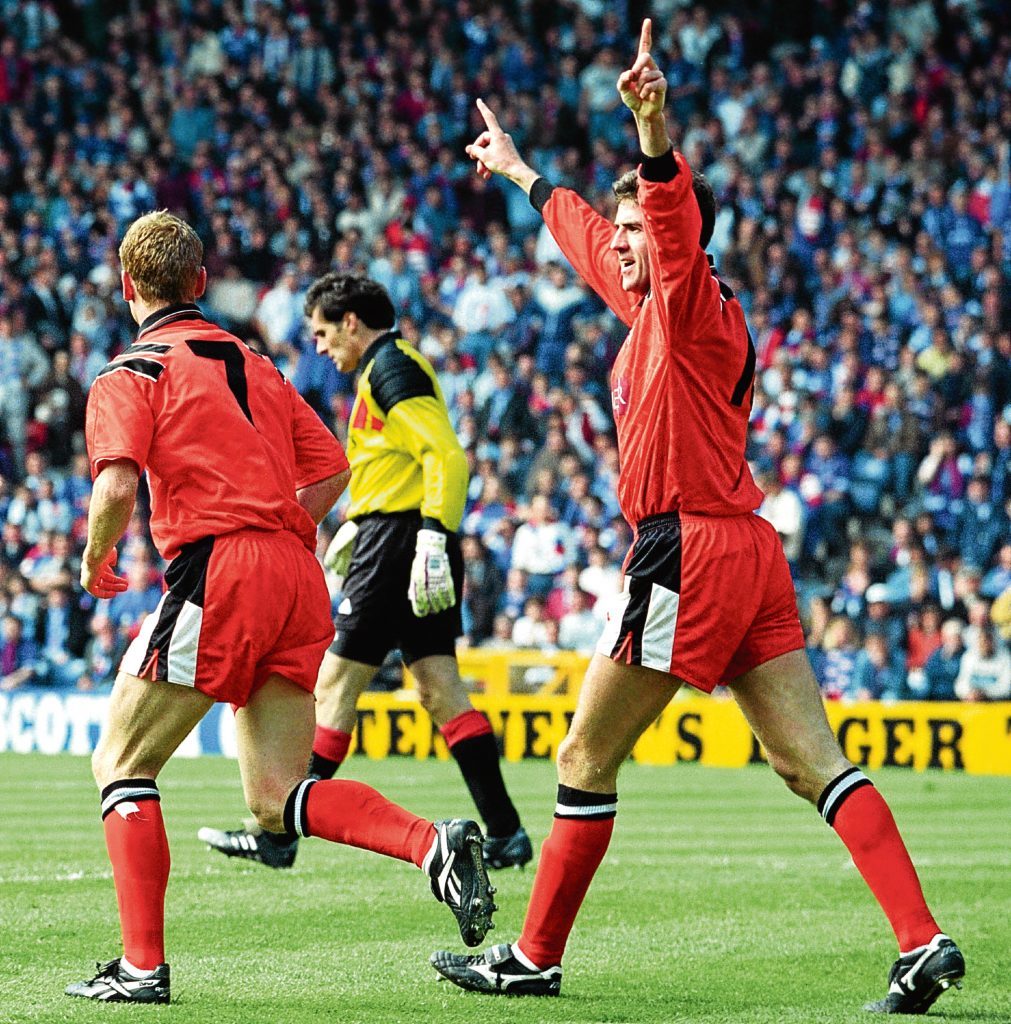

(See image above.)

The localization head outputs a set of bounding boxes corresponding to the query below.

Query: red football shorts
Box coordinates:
[596,511,805,692]
[121,528,334,706]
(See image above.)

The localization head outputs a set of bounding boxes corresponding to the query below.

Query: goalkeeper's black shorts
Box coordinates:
[329,510,464,667]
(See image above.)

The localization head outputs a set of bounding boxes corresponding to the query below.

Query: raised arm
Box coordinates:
[618,19,713,336]
[466,98,638,325]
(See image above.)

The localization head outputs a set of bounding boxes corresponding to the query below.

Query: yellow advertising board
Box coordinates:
[352,691,1011,776]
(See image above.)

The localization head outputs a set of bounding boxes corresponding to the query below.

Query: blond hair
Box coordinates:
[119,211,203,304]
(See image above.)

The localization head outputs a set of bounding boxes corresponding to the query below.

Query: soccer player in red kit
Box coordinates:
[66,212,495,1005]
[431,21,963,1014]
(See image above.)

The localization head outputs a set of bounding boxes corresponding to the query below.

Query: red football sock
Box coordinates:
[303,780,433,866]
[440,708,492,746]
[824,772,940,951]
[518,790,616,969]
[313,724,352,764]
[101,783,169,971]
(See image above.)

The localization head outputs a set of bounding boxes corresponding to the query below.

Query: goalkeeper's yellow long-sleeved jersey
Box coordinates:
[345,331,468,531]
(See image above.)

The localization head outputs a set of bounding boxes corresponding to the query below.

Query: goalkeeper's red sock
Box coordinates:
[819,768,940,952]
[287,778,433,867]
[308,724,352,779]
[516,785,616,969]
[101,779,169,971]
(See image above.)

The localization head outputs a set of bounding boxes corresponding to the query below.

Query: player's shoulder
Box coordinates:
[94,341,173,386]
[365,333,436,414]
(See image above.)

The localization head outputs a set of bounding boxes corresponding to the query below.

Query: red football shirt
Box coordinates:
[541,153,763,524]
[85,305,348,560]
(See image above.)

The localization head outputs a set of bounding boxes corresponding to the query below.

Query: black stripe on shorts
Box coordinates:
[142,536,214,681]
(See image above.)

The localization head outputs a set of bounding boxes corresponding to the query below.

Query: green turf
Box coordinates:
[0,753,1007,1023]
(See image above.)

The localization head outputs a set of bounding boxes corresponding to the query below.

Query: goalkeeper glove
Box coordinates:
[323,520,359,577]
[408,528,456,617]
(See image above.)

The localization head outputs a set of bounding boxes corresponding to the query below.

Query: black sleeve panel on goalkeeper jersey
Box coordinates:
[368,341,436,415]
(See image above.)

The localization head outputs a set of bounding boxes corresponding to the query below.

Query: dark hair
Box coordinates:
[612,167,716,249]
[304,272,395,330]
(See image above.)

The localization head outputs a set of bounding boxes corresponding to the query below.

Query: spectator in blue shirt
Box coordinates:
[922,620,965,701]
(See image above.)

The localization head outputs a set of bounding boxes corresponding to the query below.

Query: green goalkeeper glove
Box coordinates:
[323,520,359,577]
[408,528,456,617]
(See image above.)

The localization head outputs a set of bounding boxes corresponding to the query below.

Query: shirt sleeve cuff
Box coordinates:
[639,149,678,183]
[421,516,449,534]
[529,177,556,213]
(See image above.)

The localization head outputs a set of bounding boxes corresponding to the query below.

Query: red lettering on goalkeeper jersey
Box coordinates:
[85,305,348,560]
[541,154,763,524]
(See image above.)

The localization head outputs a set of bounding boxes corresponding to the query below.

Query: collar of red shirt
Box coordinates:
[136,303,206,339]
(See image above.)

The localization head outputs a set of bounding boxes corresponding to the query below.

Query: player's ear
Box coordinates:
[121,270,134,302]
[193,267,207,300]
[343,310,358,335]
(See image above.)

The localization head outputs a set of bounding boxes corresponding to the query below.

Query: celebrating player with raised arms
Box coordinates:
[67,213,496,1005]
[198,272,531,873]
[430,20,963,1014]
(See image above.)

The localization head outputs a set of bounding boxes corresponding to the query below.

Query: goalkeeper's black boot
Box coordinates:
[864,934,964,1014]
[197,821,299,868]
[422,818,497,947]
[66,959,170,1003]
[483,826,533,870]
[431,943,562,996]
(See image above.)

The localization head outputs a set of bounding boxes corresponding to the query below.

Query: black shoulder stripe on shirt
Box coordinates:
[123,342,172,356]
[96,357,166,383]
[368,341,435,415]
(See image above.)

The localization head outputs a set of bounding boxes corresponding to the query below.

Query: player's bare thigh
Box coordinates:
[313,651,379,734]
[91,671,214,789]
[558,653,682,793]
[407,654,471,726]
[233,672,316,833]
[727,648,850,802]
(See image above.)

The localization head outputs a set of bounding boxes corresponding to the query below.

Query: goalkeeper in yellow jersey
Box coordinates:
[199,273,530,870]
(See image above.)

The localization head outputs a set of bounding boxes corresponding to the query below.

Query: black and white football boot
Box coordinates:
[422,818,497,947]
[431,942,562,996]
[66,959,170,1004]
[197,822,299,868]
[483,826,533,870]
[865,934,965,1014]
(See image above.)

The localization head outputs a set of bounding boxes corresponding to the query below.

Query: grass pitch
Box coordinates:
[1,753,1007,1024]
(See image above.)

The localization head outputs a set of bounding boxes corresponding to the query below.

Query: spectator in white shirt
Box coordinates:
[511,495,575,595]
[254,265,302,359]
[559,590,600,652]
[955,626,1011,701]
[512,596,550,648]
[757,471,805,565]
[452,261,514,364]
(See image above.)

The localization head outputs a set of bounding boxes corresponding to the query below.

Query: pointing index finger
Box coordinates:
[638,18,652,57]
[475,98,501,133]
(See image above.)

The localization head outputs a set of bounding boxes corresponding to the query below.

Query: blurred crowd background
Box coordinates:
[1,0,1009,702]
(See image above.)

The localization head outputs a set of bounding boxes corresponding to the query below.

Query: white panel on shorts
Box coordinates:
[594,576,631,657]
[166,600,203,687]
[120,593,167,676]
[640,582,679,672]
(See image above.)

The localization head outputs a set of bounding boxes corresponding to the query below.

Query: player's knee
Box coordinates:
[246,791,286,834]
[768,754,819,803]
[556,732,617,789]
[244,780,291,834]
[91,743,157,790]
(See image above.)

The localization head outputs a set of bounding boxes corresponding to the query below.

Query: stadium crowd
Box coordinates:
[0,0,1009,702]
